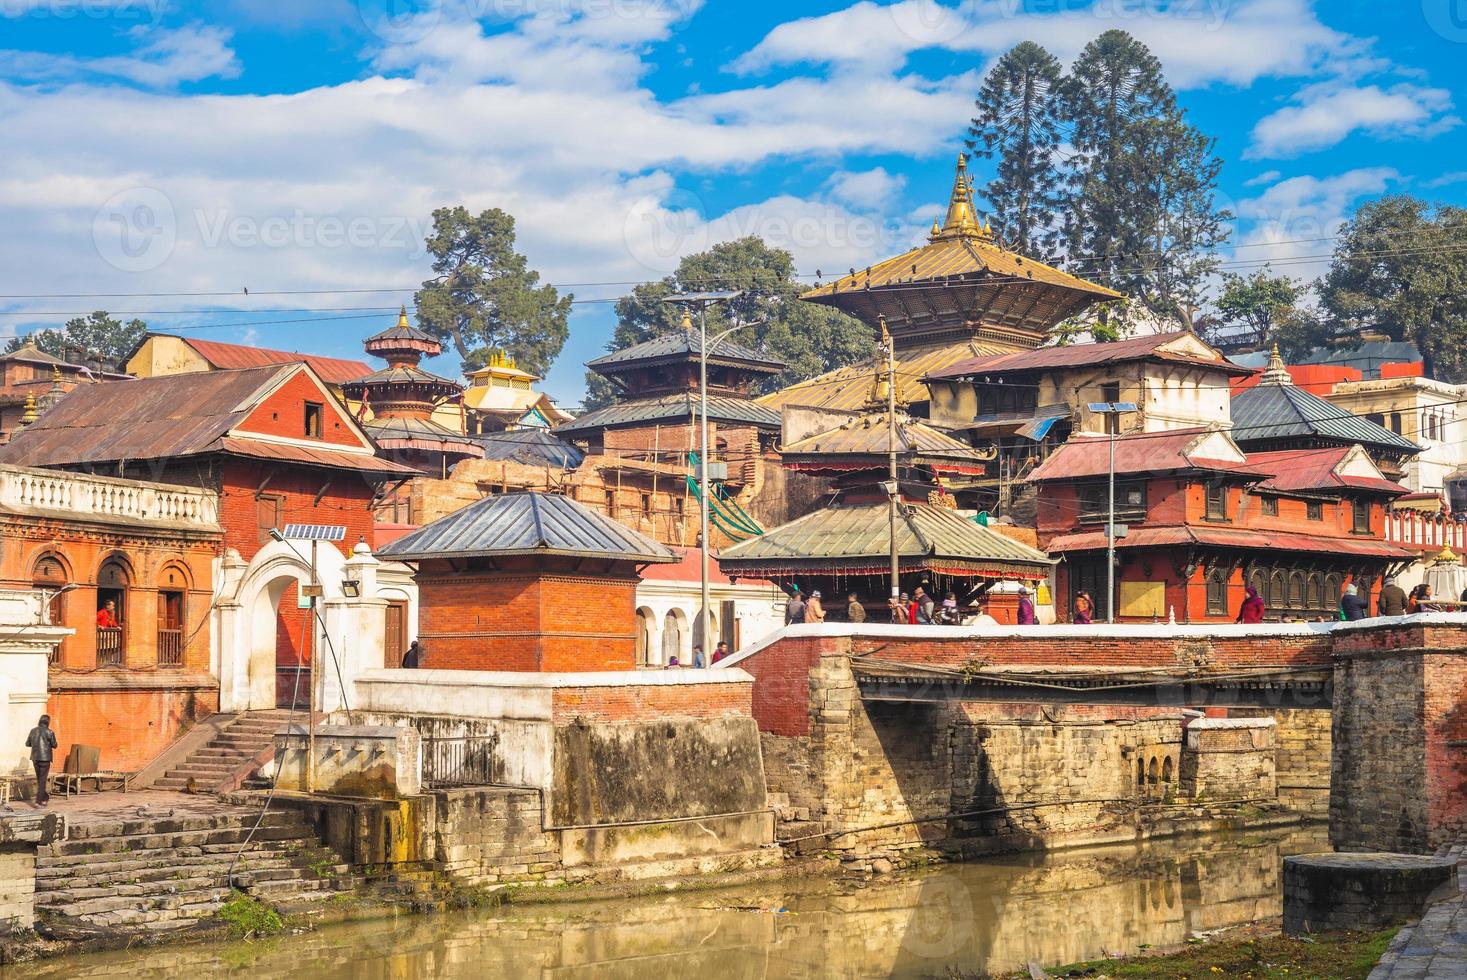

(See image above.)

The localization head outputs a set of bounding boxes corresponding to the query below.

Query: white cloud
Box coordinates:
[1244,170,1282,187]
[1232,167,1397,278]
[736,0,1364,89]
[824,167,906,209]
[0,24,239,87]
[1248,82,1458,158]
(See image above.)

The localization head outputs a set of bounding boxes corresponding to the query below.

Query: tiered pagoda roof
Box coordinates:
[761,154,1120,413]
[342,308,481,462]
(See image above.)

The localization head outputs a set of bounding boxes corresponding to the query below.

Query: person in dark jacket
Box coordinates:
[1341,583,1368,621]
[401,640,421,669]
[1377,577,1408,617]
[25,714,57,808]
[784,590,807,625]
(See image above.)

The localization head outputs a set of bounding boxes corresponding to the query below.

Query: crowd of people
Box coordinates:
[1236,575,1464,624]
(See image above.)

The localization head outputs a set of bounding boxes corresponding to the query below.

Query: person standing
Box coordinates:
[692,645,705,669]
[25,714,57,808]
[1236,585,1265,624]
[401,640,421,669]
[1341,583,1368,621]
[806,591,826,623]
[913,587,935,625]
[1016,586,1037,625]
[785,590,807,625]
[712,641,730,664]
[1073,590,1095,625]
[96,599,119,629]
[1377,576,1408,617]
[846,592,866,623]
[891,593,910,624]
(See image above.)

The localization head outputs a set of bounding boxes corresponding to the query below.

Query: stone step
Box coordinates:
[60,809,299,841]
[37,849,335,889]
[39,886,236,918]
[48,821,314,857]
[192,748,258,760]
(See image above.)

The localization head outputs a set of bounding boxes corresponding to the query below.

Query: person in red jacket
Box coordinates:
[95,599,120,629]
[1236,586,1264,624]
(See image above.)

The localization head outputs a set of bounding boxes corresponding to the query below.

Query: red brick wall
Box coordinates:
[47,685,218,772]
[1427,652,1467,841]
[233,370,364,448]
[743,636,827,737]
[551,681,752,722]
[415,566,640,671]
[217,460,376,564]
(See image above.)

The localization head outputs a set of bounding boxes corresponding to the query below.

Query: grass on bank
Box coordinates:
[215,892,284,939]
[999,928,1398,979]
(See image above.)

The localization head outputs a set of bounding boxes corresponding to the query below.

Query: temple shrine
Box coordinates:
[342,308,483,476]
[761,154,1120,414]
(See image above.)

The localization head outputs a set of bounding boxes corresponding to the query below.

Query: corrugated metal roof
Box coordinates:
[717,501,1052,577]
[0,363,418,477]
[0,366,283,466]
[1245,447,1409,496]
[782,411,992,472]
[341,364,462,394]
[929,331,1252,380]
[557,392,782,436]
[587,331,784,373]
[472,428,584,468]
[1045,524,1416,560]
[377,491,677,563]
[164,335,373,385]
[1230,381,1420,454]
[362,417,482,456]
[1027,429,1255,483]
[759,339,1018,413]
[217,437,418,475]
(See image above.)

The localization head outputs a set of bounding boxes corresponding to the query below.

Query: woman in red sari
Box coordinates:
[1236,586,1265,624]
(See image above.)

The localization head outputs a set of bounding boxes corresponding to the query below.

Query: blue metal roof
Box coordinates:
[587,331,784,373]
[378,491,677,563]
[557,392,782,436]
[1230,382,1420,455]
[471,428,584,468]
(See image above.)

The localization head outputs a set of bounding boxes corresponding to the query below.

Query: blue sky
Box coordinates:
[1,0,1464,405]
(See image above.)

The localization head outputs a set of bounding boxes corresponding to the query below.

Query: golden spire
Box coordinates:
[1434,544,1459,565]
[50,364,61,383]
[396,305,410,329]
[929,216,941,240]
[681,310,694,333]
[935,152,981,239]
[20,393,37,426]
[1260,342,1293,386]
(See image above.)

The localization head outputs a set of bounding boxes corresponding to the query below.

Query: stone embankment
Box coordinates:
[34,805,352,934]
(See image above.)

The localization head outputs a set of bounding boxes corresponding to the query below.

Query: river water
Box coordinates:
[4,826,1326,979]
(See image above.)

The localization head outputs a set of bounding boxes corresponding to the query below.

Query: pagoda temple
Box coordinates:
[557,312,785,453]
[461,349,571,433]
[720,355,1052,618]
[761,154,1120,414]
[341,308,483,476]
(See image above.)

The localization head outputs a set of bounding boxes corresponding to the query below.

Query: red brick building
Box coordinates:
[379,491,676,671]
[1030,428,1416,623]
[0,464,221,770]
[0,362,416,712]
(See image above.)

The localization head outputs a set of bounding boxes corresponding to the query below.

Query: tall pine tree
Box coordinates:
[1059,29,1229,328]
[966,41,1065,262]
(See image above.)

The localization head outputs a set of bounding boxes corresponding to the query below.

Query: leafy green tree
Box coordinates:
[1211,269,1307,349]
[966,41,1065,261]
[414,206,572,377]
[584,237,870,410]
[6,311,147,366]
[1059,30,1230,326]
[1319,196,1467,381]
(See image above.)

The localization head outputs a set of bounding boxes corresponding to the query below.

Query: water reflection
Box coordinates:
[4,827,1325,979]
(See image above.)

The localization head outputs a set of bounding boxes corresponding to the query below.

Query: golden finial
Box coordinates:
[681,310,694,332]
[1260,342,1292,386]
[51,364,61,383]
[930,216,941,239]
[20,393,37,425]
[396,305,410,329]
[936,153,981,239]
[1434,544,1459,565]
[980,218,992,238]
[956,151,966,173]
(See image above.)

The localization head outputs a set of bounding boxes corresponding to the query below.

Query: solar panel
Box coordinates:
[280,524,347,542]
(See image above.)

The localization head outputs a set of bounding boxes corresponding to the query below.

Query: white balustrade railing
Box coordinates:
[0,465,219,530]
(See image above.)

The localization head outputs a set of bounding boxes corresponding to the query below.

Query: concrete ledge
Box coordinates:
[47,672,216,692]
[560,810,774,868]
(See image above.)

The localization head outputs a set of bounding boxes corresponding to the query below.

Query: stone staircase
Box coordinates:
[35,807,354,933]
[151,709,297,793]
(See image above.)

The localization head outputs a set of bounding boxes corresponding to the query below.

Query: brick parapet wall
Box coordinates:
[550,679,753,722]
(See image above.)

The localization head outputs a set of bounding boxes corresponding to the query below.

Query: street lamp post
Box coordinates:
[663,291,742,666]
[1086,402,1137,623]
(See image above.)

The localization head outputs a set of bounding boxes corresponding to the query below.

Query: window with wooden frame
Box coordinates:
[1077,481,1146,522]
[304,401,323,438]
[257,493,285,545]
[1204,481,1227,520]
[1205,567,1228,616]
[1260,495,1278,517]
[1306,500,1323,521]
[1352,498,1371,533]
